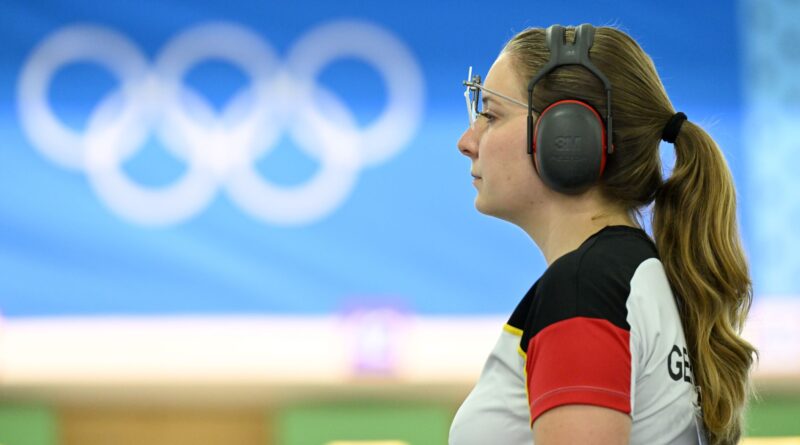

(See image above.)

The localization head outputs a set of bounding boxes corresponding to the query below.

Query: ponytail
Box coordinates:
[652,121,757,445]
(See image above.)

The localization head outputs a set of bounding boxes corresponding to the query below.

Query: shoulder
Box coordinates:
[521,226,658,348]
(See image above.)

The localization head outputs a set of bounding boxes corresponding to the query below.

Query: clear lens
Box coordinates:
[469,85,481,123]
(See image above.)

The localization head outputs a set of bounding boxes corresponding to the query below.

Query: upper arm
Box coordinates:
[532,404,631,445]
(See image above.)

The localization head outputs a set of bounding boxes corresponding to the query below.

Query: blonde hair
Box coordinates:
[503,26,756,444]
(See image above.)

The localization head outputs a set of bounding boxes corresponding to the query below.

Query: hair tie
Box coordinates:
[661,112,687,143]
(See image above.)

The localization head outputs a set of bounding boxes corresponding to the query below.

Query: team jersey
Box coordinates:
[449,225,705,445]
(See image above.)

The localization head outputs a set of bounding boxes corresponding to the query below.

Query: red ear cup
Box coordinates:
[531,100,607,194]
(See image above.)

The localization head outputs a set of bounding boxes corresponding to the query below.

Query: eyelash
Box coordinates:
[477,111,496,122]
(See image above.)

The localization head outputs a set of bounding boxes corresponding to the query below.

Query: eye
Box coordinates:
[477,111,496,122]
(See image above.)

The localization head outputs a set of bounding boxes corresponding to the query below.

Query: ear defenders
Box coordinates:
[525,24,614,195]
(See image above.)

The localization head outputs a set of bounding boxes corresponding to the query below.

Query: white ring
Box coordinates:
[286,20,425,166]
[154,22,281,170]
[17,25,149,170]
[83,85,219,226]
[226,85,362,225]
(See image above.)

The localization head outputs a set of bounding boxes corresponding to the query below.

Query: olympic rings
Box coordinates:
[17,21,424,226]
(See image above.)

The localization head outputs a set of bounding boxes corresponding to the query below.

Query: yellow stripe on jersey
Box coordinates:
[503,324,527,359]
[503,324,523,336]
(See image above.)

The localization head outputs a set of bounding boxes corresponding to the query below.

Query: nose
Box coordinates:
[457,126,478,160]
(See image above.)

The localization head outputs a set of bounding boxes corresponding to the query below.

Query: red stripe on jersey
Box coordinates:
[525,316,631,423]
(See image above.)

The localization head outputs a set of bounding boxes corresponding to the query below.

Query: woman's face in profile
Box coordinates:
[457,53,545,222]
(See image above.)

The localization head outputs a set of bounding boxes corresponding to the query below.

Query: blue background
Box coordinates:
[0,0,786,317]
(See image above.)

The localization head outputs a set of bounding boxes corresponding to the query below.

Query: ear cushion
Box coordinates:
[532,100,607,194]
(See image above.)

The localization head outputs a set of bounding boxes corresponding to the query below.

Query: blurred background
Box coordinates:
[1,0,799,443]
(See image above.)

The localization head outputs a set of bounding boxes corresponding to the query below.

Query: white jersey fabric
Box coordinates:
[449,226,706,445]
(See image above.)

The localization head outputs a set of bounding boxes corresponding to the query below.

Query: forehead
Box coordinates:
[483,53,524,102]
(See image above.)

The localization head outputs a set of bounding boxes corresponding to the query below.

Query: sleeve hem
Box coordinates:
[529,386,631,426]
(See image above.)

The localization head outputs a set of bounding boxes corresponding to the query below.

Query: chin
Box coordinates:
[475,195,519,223]
[475,196,499,218]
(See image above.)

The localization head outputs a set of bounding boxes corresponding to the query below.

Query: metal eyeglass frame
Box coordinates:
[463,66,530,128]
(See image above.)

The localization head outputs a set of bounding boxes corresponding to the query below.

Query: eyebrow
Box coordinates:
[482,95,510,110]
[479,86,528,110]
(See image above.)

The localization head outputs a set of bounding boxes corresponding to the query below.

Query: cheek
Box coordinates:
[486,153,538,209]
[489,125,527,162]
[508,160,539,198]
[506,140,537,185]
[507,145,549,204]
[480,121,533,186]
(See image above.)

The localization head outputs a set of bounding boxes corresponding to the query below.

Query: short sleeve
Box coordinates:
[525,316,632,422]
[521,237,638,424]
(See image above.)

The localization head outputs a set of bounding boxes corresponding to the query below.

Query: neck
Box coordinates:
[518,198,638,266]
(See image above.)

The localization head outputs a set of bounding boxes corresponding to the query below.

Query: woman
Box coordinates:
[450,24,756,445]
